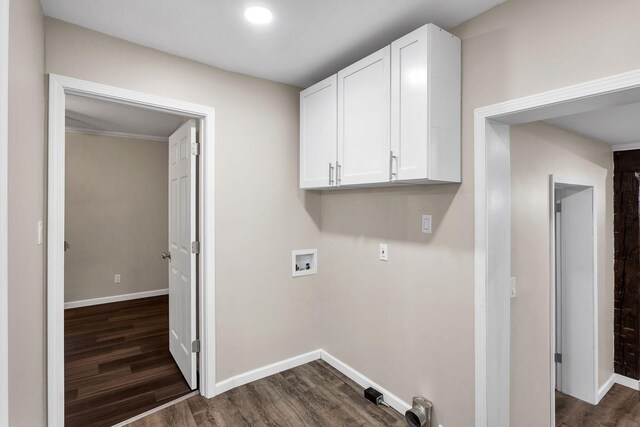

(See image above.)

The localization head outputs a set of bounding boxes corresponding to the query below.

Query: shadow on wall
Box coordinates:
[300,188,322,229]
[317,184,461,243]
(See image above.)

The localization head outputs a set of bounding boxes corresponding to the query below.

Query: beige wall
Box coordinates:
[451,0,640,423]
[45,17,322,382]
[510,122,614,426]
[320,1,640,426]
[7,0,640,425]
[65,132,169,302]
[319,181,472,427]
[8,0,45,425]
[6,14,323,425]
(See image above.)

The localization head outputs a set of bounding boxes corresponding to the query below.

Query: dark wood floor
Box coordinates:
[65,295,192,427]
[556,384,640,426]
[125,359,405,427]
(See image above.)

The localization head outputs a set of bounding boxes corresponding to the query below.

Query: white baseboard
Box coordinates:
[111,390,199,427]
[613,373,640,391]
[213,349,410,416]
[319,350,411,414]
[64,288,169,309]
[564,373,638,405]
[215,349,322,395]
[597,373,616,403]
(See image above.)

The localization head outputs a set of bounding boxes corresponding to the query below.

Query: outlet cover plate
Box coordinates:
[422,215,432,234]
[379,243,388,261]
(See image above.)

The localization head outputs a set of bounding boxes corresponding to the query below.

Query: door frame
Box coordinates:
[47,74,216,426]
[474,68,640,426]
[549,176,598,420]
[0,0,8,425]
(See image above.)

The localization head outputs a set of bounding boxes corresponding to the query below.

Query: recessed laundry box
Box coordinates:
[292,249,317,277]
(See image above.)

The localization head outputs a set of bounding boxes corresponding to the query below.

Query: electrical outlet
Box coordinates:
[379,243,388,261]
[114,274,121,284]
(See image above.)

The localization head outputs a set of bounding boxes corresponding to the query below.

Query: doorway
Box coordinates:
[62,96,199,425]
[551,178,597,409]
[473,69,640,426]
[47,74,216,426]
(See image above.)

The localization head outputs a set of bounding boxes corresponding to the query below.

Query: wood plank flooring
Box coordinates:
[65,295,192,427]
[556,384,640,426]
[125,359,405,427]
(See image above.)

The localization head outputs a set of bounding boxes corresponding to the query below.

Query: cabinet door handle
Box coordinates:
[336,162,342,185]
[329,163,335,185]
[390,151,398,181]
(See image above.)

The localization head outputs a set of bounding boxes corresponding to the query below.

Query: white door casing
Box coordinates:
[554,188,563,392]
[473,69,640,426]
[168,119,198,389]
[48,74,216,427]
[337,46,391,186]
[0,0,8,424]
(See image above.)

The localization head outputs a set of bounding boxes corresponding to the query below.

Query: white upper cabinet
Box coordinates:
[299,23,460,190]
[337,46,391,186]
[391,24,461,184]
[300,75,338,189]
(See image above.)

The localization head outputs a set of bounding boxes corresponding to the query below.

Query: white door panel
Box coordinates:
[391,26,429,181]
[168,119,197,389]
[556,185,595,403]
[300,75,337,188]
[337,46,390,186]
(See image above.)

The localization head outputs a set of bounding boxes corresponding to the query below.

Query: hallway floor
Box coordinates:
[556,384,640,426]
[65,295,192,427]
[124,360,405,427]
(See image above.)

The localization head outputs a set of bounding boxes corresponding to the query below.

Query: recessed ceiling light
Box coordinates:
[244,6,273,25]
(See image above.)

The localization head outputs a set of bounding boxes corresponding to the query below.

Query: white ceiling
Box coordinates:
[40,0,504,87]
[547,102,640,148]
[66,95,185,139]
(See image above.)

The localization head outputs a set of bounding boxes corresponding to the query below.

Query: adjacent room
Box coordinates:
[3,1,640,427]
[63,95,197,426]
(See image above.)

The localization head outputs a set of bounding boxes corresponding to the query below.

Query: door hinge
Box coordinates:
[555,202,562,213]
[191,241,200,254]
[192,142,201,156]
[192,339,201,353]
[555,353,562,364]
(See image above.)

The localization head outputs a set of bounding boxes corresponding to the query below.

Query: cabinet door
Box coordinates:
[300,75,337,189]
[391,25,429,181]
[337,46,390,186]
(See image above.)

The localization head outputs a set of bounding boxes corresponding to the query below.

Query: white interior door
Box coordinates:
[555,184,596,403]
[168,119,197,389]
